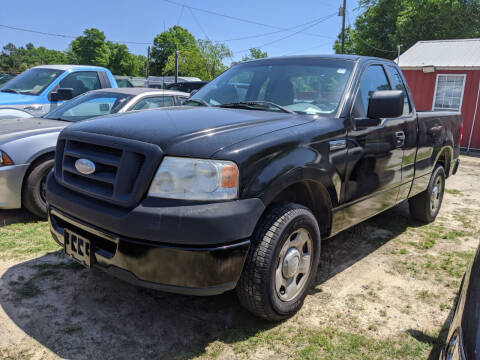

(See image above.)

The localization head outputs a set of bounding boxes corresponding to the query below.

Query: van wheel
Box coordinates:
[236,203,321,321]
[409,165,445,223]
[22,157,54,219]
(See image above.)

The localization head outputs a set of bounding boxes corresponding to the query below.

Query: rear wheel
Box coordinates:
[236,203,321,321]
[22,157,54,219]
[409,165,445,223]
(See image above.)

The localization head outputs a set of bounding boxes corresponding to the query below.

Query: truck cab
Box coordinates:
[0,65,117,117]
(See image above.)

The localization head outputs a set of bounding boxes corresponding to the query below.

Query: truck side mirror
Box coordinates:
[50,88,75,102]
[367,90,404,120]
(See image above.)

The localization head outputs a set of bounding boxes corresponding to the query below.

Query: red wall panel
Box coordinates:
[402,69,480,149]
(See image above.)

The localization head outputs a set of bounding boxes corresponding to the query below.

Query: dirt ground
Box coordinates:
[0,155,479,359]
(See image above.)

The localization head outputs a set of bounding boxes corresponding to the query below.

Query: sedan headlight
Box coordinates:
[0,150,14,167]
[148,157,239,200]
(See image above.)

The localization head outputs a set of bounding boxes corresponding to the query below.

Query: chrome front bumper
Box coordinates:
[0,164,29,209]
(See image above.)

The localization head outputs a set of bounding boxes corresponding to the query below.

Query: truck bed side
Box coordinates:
[409,111,462,198]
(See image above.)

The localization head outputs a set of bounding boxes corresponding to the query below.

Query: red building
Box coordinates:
[398,39,480,151]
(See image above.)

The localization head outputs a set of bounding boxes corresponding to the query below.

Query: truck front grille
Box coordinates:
[55,132,162,208]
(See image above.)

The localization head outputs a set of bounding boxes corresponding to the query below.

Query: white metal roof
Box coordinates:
[397,38,480,69]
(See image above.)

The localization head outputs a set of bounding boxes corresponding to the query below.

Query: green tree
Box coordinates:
[163,39,232,80]
[334,0,480,59]
[151,26,197,75]
[241,48,268,62]
[107,42,146,76]
[197,40,232,79]
[69,28,110,66]
[0,43,68,72]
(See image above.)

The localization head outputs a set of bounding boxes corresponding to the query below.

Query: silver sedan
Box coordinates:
[0,88,189,217]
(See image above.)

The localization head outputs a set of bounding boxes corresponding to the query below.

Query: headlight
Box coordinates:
[148,157,239,200]
[0,151,14,167]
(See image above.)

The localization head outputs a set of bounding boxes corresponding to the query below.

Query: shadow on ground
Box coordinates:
[0,202,430,359]
[0,209,38,227]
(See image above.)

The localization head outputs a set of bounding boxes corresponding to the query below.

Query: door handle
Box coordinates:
[395,131,405,147]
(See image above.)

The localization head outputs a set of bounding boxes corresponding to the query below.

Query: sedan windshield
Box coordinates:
[0,68,64,96]
[188,58,354,115]
[44,92,133,122]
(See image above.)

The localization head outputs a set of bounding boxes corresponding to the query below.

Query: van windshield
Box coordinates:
[0,68,64,96]
[188,58,354,115]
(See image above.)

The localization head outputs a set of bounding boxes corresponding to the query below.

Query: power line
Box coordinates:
[214,18,336,43]
[281,41,335,56]
[233,12,337,55]
[161,0,338,39]
[0,24,152,45]
[189,8,210,40]
[176,6,185,25]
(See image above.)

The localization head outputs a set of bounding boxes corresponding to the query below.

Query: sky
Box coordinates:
[0,0,360,63]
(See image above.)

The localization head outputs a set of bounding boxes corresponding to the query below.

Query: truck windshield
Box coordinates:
[0,68,64,96]
[44,92,133,122]
[188,58,354,115]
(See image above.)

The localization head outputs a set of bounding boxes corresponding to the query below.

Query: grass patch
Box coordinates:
[0,221,58,259]
[298,328,431,360]
[445,189,461,195]
[198,326,433,360]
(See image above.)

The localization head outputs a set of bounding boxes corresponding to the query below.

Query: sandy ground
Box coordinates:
[0,155,479,359]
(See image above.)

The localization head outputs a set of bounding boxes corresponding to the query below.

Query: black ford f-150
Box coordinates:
[47,55,462,320]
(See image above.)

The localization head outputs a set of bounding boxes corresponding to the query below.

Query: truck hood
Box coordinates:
[64,107,314,157]
[0,92,43,106]
[0,117,67,144]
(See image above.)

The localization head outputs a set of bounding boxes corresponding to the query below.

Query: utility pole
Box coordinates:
[175,50,179,83]
[339,0,347,54]
[146,46,151,78]
[397,44,402,65]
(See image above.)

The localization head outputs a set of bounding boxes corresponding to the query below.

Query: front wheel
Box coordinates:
[22,157,54,218]
[409,165,445,223]
[236,203,321,321]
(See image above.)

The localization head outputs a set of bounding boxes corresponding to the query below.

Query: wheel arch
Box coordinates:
[435,145,453,177]
[21,151,55,201]
[260,176,334,238]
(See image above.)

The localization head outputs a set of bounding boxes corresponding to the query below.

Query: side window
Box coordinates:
[177,96,189,104]
[132,96,175,110]
[59,71,101,97]
[352,65,391,118]
[386,66,411,115]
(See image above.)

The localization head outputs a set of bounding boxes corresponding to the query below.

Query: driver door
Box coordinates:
[341,64,405,227]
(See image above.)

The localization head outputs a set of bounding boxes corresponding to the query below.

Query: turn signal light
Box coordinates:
[0,151,14,166]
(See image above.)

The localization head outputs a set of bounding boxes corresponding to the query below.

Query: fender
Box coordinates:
[242,146,340,208]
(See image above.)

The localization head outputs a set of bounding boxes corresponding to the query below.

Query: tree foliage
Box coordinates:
[153,27,232,80]
[151,26,197,76]
[242,48,268,61]
[241,48,268,62]
[334,0,480,59]
[69,28,110,67]
[0,25,232,79]
[0,43,68,72]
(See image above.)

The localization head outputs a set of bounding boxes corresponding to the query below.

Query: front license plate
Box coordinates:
[64,229,93,268]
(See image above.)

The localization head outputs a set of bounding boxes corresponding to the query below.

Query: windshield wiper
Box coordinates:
[183,99,210,107]
[1,88,19,94]
[218,101,294,114]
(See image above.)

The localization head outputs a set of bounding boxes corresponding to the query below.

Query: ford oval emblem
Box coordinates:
[75,159,96,175]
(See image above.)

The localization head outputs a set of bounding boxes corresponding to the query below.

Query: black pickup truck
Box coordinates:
[47,55,462,320]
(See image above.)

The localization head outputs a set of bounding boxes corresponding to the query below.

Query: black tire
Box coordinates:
[409,165,446,223]
[22,157,54,219]
[236,203,321,321]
